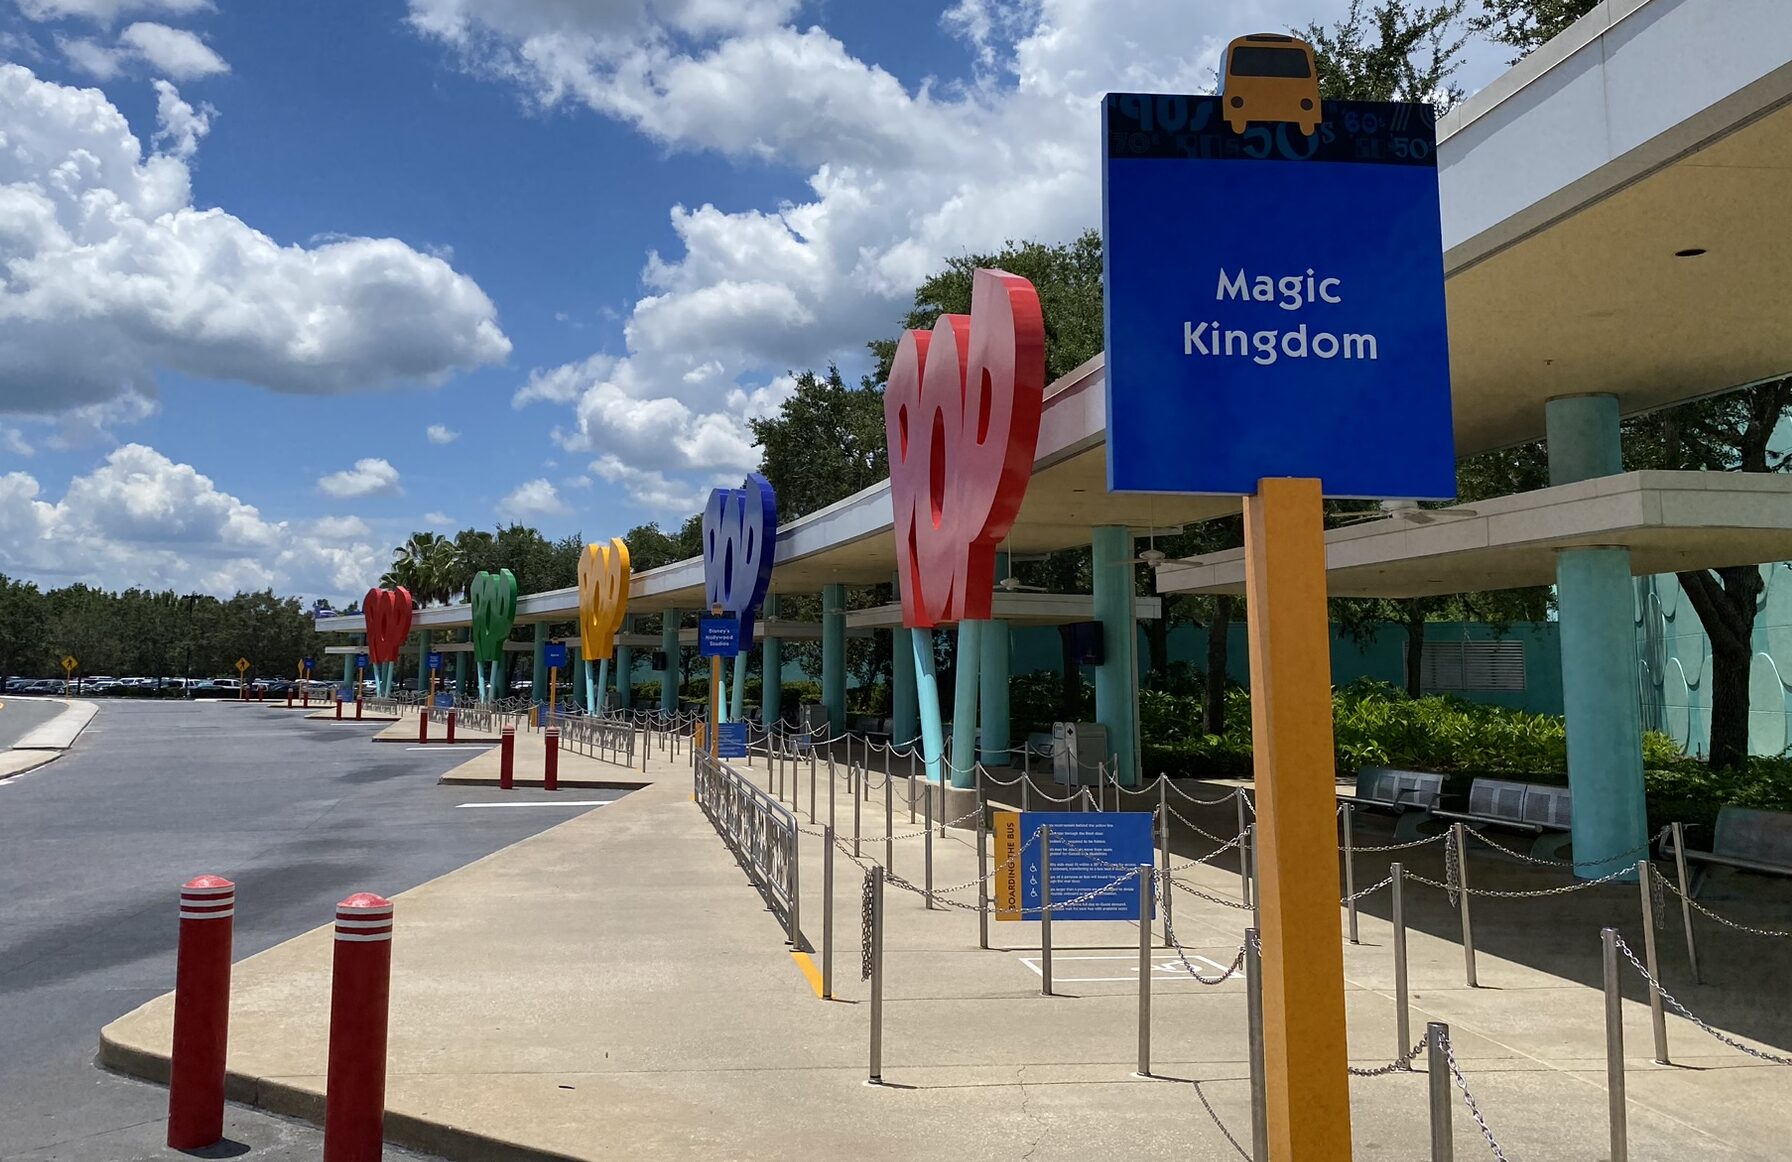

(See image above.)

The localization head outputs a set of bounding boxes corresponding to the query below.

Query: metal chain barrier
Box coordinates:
[1348,1037,1427,1077]
[1408,858,1638,899]
[1341,871,1397,904]
[1161,914,1247,985]
[1465,825,1668,870]
[1652,868,1792,939]
[1166,874,1257,912]
[1441,1027,1511,1160]
[1349,832,1449,854]
[1612,932,1792,1065]
[1445,825,1461,907]
[1192,1080,1252,1161]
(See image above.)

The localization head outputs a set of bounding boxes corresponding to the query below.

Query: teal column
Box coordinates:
[342,644,353,687]
[891,625,917,745]
[1548,394,1647,878]
[1092,525,1141,786]
[822,583,847,733]
[454,635,468,695]
[568,644,584,710]
[912,627,945,783]
[761,595,782,729]
[979,618,1011,765]
[615,616,634,710]
[659,610,680,714]
[531,622,548,706]
[730,652,748,723]
[950,620,983,787]
[596,659,609,713]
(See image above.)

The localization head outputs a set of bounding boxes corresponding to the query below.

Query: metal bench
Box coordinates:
[1670,806,1792,895]
[1338,767,1445,840]
[1432,778,1573,859]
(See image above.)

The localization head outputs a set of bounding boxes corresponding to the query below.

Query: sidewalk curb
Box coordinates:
[97,1031,584,1162]
[1,698,98,782]
[437,774,652,790]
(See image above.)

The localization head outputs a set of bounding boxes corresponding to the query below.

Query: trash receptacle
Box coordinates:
[1051,721,1109,785]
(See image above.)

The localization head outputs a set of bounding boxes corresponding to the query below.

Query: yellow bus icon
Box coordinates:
[1221,33,1321,137]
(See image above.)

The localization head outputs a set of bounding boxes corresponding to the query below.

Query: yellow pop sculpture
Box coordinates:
[577,538,631,710]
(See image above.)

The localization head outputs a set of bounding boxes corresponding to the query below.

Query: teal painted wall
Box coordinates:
[1011,620,1563,714]
[1638,567,1792,758]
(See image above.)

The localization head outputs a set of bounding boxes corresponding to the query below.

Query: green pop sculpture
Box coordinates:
[470,568,518,704]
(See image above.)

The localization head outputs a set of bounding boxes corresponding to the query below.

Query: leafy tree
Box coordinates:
[1469,0,1597,62]
[623,516,703,572]
[0,576,46,686]
[1624,381,1792,770]
[1304,0,1470,109]
[748,365,888,521]
[383,531,461,606]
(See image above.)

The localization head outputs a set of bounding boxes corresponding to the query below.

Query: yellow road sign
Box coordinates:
[60,655,77,674]
[235,657,250,673]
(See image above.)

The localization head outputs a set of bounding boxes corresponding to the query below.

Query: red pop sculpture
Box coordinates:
[885,268,1046,627]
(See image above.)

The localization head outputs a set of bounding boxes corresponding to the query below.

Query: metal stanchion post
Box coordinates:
[1236,792,1252,907]
[1669,822,1701,983]
[1454,822,1477,987]
[1342,802,1359,944]
[924,788,934,910]
[1021,772,1030,813]
[1136,865,1152,1077]
[1039,824,1053,996]
[1637,859,1670,1064]
[829,754,837,835]
[1427,1022,1453,1162]
[1250,823,1261,928]
[977,798,990,950]
[822,824,835,999]
[1392,862,1411,1068]
[885,771,894,873]
[808,745,816,824]
[869,867,884,1085]
[908,771,917,824]
[854,767,863,859]
[1244,927,1268,1162]
[1603,927,1629,1162]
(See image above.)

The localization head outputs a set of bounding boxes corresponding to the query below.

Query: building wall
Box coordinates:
[1638,566,1792,758]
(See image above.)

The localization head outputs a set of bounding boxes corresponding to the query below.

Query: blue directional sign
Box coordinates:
[1018,811,1155,921]
[426,650,443,672]
[355,652,369,669]
[543,641,569,668]
[699,615,740,658]
[433,691,455,708]
[1102,94,1455,499]
[718,721,749,759]
[301,656,314,672]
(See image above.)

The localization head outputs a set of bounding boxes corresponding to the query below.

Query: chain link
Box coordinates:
[1464,824,1667,870]
[1347,831,1449,854]
[1612,932,1792,1065]
[1161,911,1247,985]
[1341,871,1397,904]
[859,870,875,981]
[1652,868,1792,938]
[1407,857,1638,898]
[1165,874,1257,911]
[1442,1028,1511,1161]
[1347,1037,1426,1077]
[1445,826,1461,908]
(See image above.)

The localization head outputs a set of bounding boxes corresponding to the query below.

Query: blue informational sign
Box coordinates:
[699,615,740,658]
[355,653,369,668]
[302,656,314,672]
[426,651,443,671]
[1102,94,1455,498]
[1018,811,1155,921]
[718,721,749,759]
[543,641,569,668]
[433,691,455,708]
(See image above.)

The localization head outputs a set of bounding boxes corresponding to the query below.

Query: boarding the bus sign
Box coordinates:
[1101,45,1455,500]
[992,811,1154,921]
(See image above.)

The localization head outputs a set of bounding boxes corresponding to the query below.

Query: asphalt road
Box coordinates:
[0,696,68,752]
[0,700,625,1160]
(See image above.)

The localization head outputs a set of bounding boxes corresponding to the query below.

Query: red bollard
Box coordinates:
[167,875,235,1149]
[418,708,429,744]
[445,709,457,744]
[499,724,516,790]
[286,690,294,709]
[355,695,363,721]
[303,684,311,709]
[323,893,393,1162]
[544,727,560,792]
[335,698,343,720]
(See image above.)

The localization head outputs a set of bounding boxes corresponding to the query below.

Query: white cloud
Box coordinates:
[497,478,569,521]
[18,0,211,25]
[118,21,228,79]
[0,444,383,598]
[0,427,35,457]
[0,65,511,421]
[422,510,454,526]
[425,423,460,445]
[317,458,402,500]
[413,0,1345,511]
[149,78,211,157]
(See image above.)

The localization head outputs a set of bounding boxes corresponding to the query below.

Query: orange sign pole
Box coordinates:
[1243,478,1351,1160]
[709,604,723,760]
[548,665,558,723]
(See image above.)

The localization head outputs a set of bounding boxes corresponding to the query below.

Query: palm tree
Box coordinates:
[382,532,461,606]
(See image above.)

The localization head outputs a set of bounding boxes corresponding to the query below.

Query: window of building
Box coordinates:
[1416,639,1527,693]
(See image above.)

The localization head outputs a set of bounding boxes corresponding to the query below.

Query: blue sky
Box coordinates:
[0,0,1510,602]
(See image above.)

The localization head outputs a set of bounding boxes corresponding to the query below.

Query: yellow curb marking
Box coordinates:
[791,950,824,998]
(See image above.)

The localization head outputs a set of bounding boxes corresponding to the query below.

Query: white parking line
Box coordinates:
[1016,953,1235,982]
[405,745,493,751]
[454,800,610,809]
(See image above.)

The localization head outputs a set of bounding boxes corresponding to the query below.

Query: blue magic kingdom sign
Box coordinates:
[1101,93,1455,499]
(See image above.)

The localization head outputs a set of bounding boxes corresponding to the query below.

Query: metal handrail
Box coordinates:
[553,712,638,767]
[694,750,804,949]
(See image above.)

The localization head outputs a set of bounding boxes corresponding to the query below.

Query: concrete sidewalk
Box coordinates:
[100,735,1792,1160]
